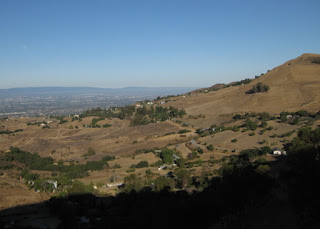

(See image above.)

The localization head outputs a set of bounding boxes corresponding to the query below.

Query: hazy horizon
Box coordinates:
[1,0,320,89]
[0,86,198,90]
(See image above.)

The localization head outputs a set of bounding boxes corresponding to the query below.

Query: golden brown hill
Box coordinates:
[165,53,320,126]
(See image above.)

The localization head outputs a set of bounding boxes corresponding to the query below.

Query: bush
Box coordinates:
[206,144,214,151]
[231,139,237,143]
[82,147,96,157]
[136,161,149,168]
[194,147,204,154]
[102,155,115,162]
[178,129,191,134]
[160,149,175,164]
[112,164,121,169]
[150,160,163,167]
[260,146,271,155]
[243,119,258,130]
[260,121,268,128]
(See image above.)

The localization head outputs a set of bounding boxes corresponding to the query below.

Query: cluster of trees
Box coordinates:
[5,147,108,181]
[157,148,176,164]
[311,57,320,64]
[80,106,136,120]
[230,78,252,86]
[279,110,315,124]
[198,78,253,94]
[0,129,23,135]
[123,167,192,193]
[89,117,105,128]
[233,112,274,121]
[121,143,274,195]
[246,82,270,94]
[79,105,186,127]
[131,106,186,126]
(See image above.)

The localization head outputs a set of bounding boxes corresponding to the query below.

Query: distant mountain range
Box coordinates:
[0,87,197,97]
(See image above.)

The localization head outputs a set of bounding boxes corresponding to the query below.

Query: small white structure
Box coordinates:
[74,114,80,118]
[106,183,123,187]
[158,165,167,170]
[147,102,153,105]
[272,148,283,155]
[172,154,180,160]
[47,180,58,189]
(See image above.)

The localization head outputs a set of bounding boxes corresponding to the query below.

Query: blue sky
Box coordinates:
[0,0,319,89]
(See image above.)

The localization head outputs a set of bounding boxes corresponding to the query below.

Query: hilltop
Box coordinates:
[161,53,320,127]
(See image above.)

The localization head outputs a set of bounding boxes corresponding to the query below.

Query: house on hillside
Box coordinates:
[173,153,180,160]
[158,165,167,170]
[272,148,286,155]
[46,180,58,189]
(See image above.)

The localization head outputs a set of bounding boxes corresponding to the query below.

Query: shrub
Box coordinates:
[178,129,191,134]
[206,144,214,151]
[243,119,258,130]
[102,155,115,162]
[194,147,204,154]
[259,129,266,135]
[231,139,237,143]
[260,146,271,155]
[260,121,268,128]
[82,147,95,157]
[112,164,121,169]
[126,168,136,173]
[136,161,149,168]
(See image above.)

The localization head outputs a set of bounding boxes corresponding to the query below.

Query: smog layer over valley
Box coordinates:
[0,1,320,229]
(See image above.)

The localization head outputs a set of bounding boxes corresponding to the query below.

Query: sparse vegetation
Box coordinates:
[82,147,96,157]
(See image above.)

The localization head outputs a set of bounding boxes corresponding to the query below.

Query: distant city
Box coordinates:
[0,87,196,117]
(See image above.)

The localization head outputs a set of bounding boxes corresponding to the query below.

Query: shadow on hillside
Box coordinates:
[0,157,318,229]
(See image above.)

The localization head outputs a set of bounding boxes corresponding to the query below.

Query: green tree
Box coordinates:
[175,168,191,189]
[206,144,214,151]
[124,174,143,192]
[154,176,174,191]
[260,146,271,155]
[136,161,149,168]
[244,119,258,130]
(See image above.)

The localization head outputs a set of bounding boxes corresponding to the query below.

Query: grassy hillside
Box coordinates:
[161,53,320,127]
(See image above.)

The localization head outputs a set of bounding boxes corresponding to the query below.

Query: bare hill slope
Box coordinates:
[168,53,320,120]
